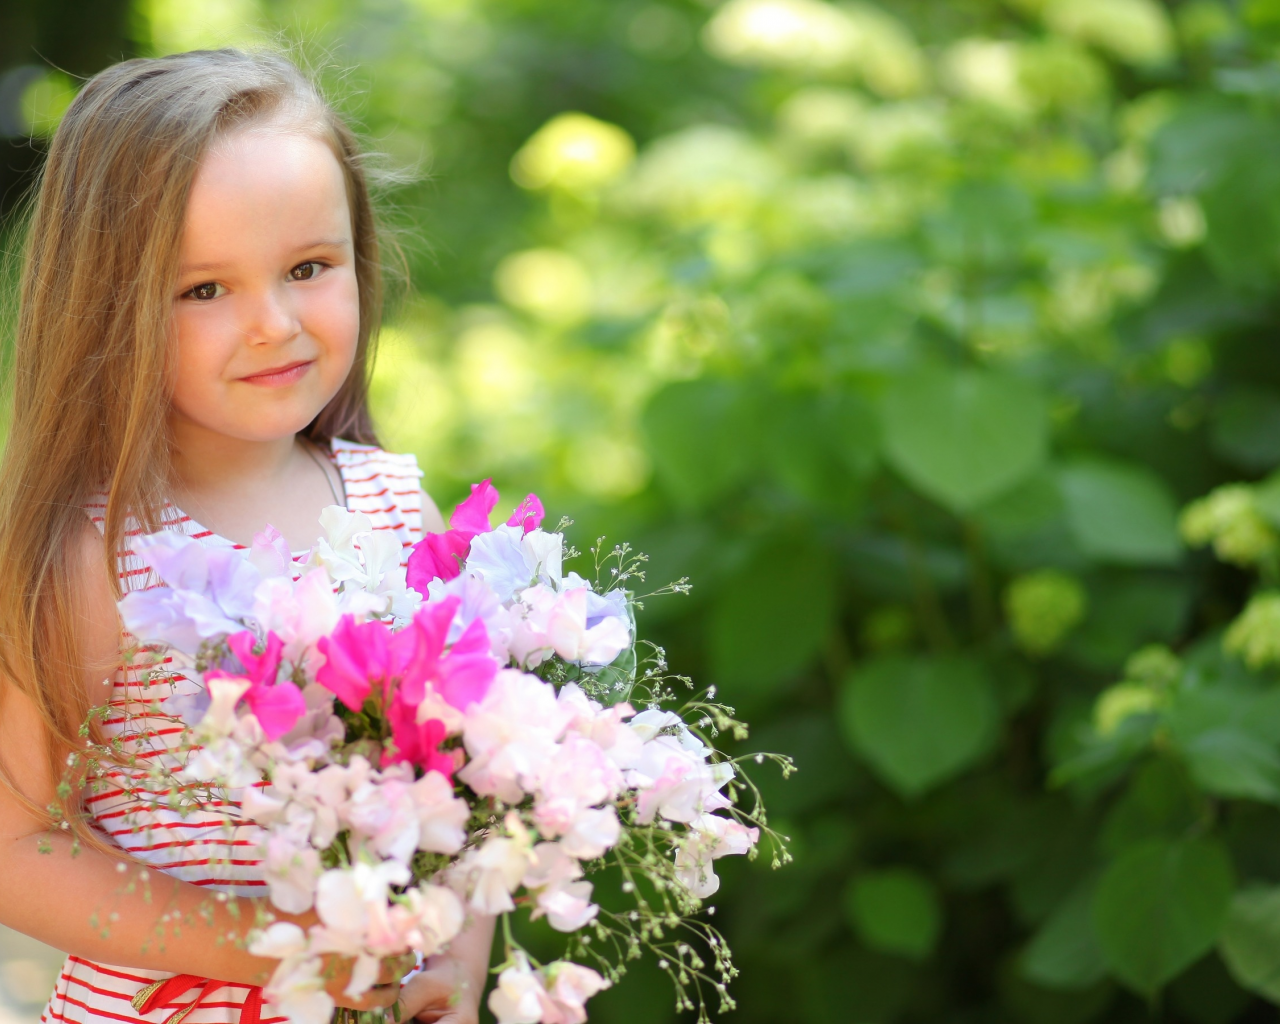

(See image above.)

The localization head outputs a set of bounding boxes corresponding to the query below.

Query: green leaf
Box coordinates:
[880,368,1049,514]
[1220,885,1280,1003]
[1168,689,1280,803]
[1093,837,1235,997]
[762,390,876,507]
[642,379,755,510]
[1022,878,1109,990]
[1059,460,1182,567]
[1211,387,1280,471]
[709,540,837,711]
[844,868,942,961]
[839,655,999,797]
[1068,575,1191,671]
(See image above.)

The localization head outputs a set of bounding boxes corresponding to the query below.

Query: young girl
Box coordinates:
[0,50,492,1024]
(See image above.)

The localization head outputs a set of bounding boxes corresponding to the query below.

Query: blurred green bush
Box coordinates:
[22,0,1280,1020]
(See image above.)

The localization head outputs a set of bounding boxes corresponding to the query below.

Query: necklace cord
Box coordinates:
[303,440,345,508]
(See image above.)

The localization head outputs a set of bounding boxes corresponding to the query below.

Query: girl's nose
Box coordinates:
[245,285,301,345]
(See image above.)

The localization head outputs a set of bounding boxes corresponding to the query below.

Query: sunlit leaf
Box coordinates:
[881,368,1049,514]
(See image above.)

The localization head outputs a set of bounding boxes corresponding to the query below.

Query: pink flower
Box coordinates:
[406,480,546,592]
[394,598,497,713]
[209,630,305,741]
[532,736,624,838]
[406,480,500,589]
[315,615,391,711]
[506,494,545,535]
[406,530,472,587]
[386,702,454,779]
[262,824,322,913]
[249,524,294,578]
[541,962,611,1024]
[533,880,598,933]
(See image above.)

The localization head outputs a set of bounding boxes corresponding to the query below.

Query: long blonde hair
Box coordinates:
[0,49,384,828]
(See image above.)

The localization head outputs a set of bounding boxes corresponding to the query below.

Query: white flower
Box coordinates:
[672,814,760,899]
[410,770,470,854]
[488,953,546,1024]
[559,806,621,860]
[307,507,420,620]
[400,883,465,957]
[451,832,535,915]
[459,670,572,802]
[251,926,333,1024]
[262,823,323,913]
[628,735,734,825]
[467,526,564,603]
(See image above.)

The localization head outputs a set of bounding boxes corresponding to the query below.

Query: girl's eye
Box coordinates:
[290,262,323,281]
[187,282,225,301]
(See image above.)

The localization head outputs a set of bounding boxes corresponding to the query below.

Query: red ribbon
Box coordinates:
[131,974,264,1024]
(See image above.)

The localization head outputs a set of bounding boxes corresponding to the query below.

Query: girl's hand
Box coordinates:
[325,952,419,1012]
[398,956,481,1024]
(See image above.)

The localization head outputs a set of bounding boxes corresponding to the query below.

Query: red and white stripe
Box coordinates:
[44,440,424,1024]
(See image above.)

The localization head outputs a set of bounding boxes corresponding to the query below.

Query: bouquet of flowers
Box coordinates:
[64,482,787,1024]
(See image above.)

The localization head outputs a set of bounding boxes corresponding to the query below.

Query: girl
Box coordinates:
[0,50,492,1024]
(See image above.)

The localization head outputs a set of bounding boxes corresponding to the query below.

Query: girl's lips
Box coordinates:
[239,360,314,387]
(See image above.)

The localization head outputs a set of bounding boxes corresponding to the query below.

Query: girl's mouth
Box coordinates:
[239,360,314,387]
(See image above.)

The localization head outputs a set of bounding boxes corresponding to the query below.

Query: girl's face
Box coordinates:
[170,128,360,443]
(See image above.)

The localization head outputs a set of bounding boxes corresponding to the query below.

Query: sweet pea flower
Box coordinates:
[252,925,333,1024]
[120,532,262,652]
[506,493,545,535]
[249,524,295,579]
[262,823,323,913]
[406,480,501,588]
[399,883,465,957]
[459,670,572,802]
[559,806,621,860]
[673,814,761,898]
[533,880,598,933]
[488,953,546,1024]
[408,770,470,854]
[466,527,564,604]
[630,735,735,825]
[451,828,536,915]
[542,587,631,666]
[541,961,611,1024]
[179,676,263,787]
[207,630,307,741]
[532,735,624,838]
[253,568,340,675]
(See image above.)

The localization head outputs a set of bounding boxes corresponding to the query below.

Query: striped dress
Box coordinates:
[42,440,425,1024]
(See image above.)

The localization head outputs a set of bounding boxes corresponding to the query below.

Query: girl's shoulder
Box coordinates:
[329,438,443,540]
[329,437,424,484]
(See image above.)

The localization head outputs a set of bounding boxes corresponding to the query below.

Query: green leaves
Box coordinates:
[838,655,999,797]
[1220,886,1280,1003]
[709,539,837,711]
[881,368,1049,514]
[1093,837,1235,997]
[1022,878,1109,990]
[1059,459,1182,566]
[844,869,942,961]
[642,379,755,510]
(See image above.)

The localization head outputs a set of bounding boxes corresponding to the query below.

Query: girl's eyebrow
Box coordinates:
[179,238,352,275]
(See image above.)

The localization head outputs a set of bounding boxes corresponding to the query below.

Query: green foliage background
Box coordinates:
[17,0,1280,1019]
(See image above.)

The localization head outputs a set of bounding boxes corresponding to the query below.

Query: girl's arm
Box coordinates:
[0,523,404,1008]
